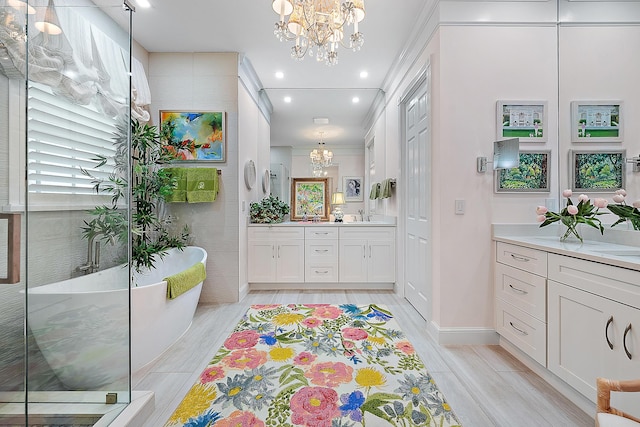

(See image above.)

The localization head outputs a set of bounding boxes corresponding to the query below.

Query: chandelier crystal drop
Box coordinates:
[272,0,365,66]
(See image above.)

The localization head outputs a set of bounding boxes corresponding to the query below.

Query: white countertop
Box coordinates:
[493,224,640,271]
[248,220,396,227]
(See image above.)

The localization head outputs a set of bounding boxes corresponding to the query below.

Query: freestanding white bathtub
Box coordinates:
[27,246,207,390]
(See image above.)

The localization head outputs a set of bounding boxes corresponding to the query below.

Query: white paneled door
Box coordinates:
[404,67,431,321]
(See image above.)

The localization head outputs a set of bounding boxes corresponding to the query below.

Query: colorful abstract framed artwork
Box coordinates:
[497,101,547,142]
[291,177,330,221]
[343,176,364,202]
[495,151,550,193]
[159,111,226,162]
[570,150,626,192]
[570,101,623,143]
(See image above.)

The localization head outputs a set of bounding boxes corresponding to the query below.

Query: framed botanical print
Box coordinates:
[497,101,547,142]
[159,111,226,162]
[495,151,550,193]
[290,178,330,221]
[570,150,626,192]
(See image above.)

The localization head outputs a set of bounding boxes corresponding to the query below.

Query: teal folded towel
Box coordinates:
[380,179,393,199]
[164,168,188,203]
[165,262,206,299]
[187,168,218,203]
[369,183,381,200]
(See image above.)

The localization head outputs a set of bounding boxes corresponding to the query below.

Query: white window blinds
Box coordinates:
[27,81,119,196]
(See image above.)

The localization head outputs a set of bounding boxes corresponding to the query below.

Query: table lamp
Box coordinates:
[331,192,346,222]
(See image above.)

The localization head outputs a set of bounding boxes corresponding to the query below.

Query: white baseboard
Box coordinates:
[239,282,250,301]
[428,322,500,345]
[249,282,395,291]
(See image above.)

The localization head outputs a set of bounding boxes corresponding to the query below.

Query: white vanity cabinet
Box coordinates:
[494,242,548,366]
[305,228,338,282]
[248,227,305,283]
[547,253,640,414]
[338,227,396,283]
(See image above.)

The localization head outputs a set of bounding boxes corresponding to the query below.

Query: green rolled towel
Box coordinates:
[165,262,206,299]
[164,168,188,203]
[187,168,218,203]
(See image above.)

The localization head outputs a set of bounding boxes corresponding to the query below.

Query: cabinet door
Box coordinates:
[368,239,396,282]
[548,280,616,402]
[611,303,640,417]
[248,241,276,282]
[276,240,305,282]
[339,239,367,282]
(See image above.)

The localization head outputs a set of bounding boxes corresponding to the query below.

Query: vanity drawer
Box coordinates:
[305,227,338,240]
[496,242,547,276]
[496,298,547,366]
[306,264,338,282]
[306,241,339,263]
[248,226,304,240]
[548,254,640,308]
[495,263,546,322]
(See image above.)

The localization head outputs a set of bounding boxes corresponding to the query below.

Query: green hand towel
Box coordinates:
[164,168,187,203]
[187,168,218,203]
[165,262,206,299]
[369,182,381,200]
[380,178,393,199]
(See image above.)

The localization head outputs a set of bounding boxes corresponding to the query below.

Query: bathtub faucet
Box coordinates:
[77,234,100,275]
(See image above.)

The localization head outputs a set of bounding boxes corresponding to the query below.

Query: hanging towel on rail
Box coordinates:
[380,178,393,199]
[164,168,188,203]
[164,262,206,299]
[369,182,381,200]
[187,168,218,203]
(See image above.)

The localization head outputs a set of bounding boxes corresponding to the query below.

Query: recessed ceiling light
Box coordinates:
[275,71,284,79]
[284,96,292,103]
[360,71,368,79]
[136,0,151,8]
[352,97,360,104]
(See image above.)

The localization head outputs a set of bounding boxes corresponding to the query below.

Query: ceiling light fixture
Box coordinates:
[275,71,284,78]
[284,96,292,103]
[136,0,151,8]
[272,0,365,66]
[359,70,368,78]
[310,131,333,176]
[34,0,62,35]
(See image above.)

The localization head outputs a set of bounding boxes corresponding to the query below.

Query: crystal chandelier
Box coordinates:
[310,132,333,176]
[272,0,365,66]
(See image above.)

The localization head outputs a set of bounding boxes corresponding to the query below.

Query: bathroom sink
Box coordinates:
[591,249,640,257]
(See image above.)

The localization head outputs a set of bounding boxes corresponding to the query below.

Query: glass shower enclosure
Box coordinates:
[1,0,133,425]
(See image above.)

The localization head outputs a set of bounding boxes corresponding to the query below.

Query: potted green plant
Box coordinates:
[249,195,290,223]
[82,118,189,272]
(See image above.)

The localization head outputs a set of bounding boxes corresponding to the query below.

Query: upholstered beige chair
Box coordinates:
[596,377,640,427]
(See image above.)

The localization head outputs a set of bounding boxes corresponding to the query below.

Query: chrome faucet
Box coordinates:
[77,234,100,274]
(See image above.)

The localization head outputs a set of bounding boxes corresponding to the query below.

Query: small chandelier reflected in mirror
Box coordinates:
[272,0,365,66]
[310,131,333,176]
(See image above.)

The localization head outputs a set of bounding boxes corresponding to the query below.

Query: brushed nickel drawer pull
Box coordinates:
[314,232,329,235]
[606,316,614,350]
[508,284,528,295]
[509,321,528,336]
[315,249,329,253]
[510,254,530,262]
[315,270,329,274]
[624,323,632,360]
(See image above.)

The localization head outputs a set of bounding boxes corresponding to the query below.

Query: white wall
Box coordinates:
[148,53,240,303]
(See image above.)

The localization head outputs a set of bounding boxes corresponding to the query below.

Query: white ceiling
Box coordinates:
[94,0,428,149]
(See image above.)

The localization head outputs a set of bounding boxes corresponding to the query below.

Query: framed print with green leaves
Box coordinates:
[570,150,626,192]
[495,151,550,193]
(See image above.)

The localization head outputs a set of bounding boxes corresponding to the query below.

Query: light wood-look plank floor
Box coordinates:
[134,290,595,427]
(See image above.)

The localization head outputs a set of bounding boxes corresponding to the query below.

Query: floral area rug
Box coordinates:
[164,304,461,427]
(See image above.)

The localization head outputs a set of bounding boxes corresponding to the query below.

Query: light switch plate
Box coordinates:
[455,199,465,215]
